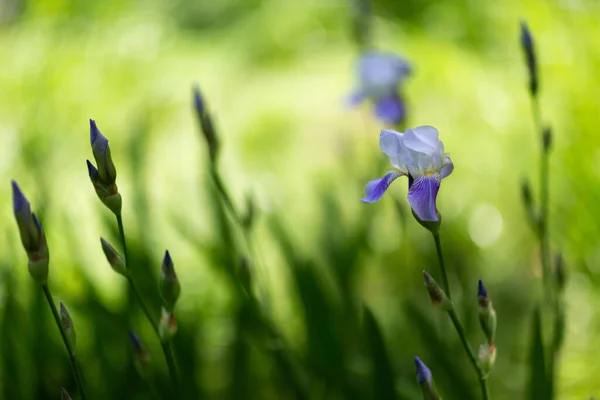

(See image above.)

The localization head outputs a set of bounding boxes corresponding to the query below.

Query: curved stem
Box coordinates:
[42,285,87,400]
[432,234,491,400]
[116,216,179,397]
[432,233,451,298]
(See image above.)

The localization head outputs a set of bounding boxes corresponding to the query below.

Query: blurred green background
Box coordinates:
[0,0,599,398]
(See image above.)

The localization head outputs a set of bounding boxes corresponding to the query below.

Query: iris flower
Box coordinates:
[347,51,411,125]
[362,126,453,222]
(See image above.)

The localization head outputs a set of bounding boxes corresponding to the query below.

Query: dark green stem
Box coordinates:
[432,233,451,298]
[531,97,552,306]
[433,234,491,400]
[116,216,179,397]
[42,285,87,400]
[210,164,243,226]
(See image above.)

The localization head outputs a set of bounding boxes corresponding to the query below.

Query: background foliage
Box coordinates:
[0,0,599,398]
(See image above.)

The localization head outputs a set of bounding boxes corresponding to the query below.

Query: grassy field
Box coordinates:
[0,0,599,398]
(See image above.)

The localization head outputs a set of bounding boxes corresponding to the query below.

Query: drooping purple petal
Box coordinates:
[407,174,440,221]
[414,356,432,384]
[361,171,403,203]
[374,92,406,125]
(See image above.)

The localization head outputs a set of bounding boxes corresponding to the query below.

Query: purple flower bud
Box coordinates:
[160,250,180,310]
[129,330,143,351]
[414,356,439,399]
[11,181,49,284]
[193,85,204,114]
[520,20,538,96]
[414,356,432,384]
[192,85,219,163]
[86,160,99,181]
[129,330,151,375]
[478,279,488,299]
[89,119,117,184]
[477,279,497,345]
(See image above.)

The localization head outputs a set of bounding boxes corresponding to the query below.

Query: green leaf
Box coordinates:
[363,305,397,400]
[527,307,550,400]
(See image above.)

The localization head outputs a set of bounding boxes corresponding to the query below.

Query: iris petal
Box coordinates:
[407,174,441,221]
[403,126,439,154]
[361,171,403,203]
[374,93,406,125]
[441,155,454,179]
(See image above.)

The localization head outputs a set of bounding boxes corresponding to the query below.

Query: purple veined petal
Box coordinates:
[374,92,406,125]
[403,126,439,154]
[407,174,441,221]
[441,155,454,179]
[361,171,403,203]
[345,89,366,107]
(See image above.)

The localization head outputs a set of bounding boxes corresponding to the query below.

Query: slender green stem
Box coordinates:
[116,214,128,263]
[210,165,243,225]
[42,285,87,400]
[531,97,552,306]
[116,216,179,396]
[162,341,180,394]
[432,234,491,400]
[432,233,451,298]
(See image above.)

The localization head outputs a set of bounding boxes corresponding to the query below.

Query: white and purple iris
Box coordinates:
[362,126,453,222]
[347,51,411,125]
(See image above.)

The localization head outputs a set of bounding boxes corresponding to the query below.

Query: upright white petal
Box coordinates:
[379,130,403,158]
[403,126,440,153]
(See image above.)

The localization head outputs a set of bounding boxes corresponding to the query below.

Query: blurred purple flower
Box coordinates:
[347,51,411,125]
[362,126,453,222]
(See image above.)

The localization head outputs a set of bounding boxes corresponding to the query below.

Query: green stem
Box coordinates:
[162,341,180,395]
[432,233,451,298]
[210,164,243,225]
[531,97,552,306]
[42,285,87,400]
[432,234,491,400]
[116,216,179,397]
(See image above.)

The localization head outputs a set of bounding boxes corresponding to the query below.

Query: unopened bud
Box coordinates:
[89,120,117,184]
[414,356,440,400]
[158,308,178,342]
[477,280,497,344]
[87,160,122,216]
[159,250,180,310]
[100,238,128,277]
[129,330,151,378]
[60,302,76,353]
[423,271,452,311]
[11,182,50,284]
[193,85,219,163]
[478,343,497,376]
[520,20,538,96]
